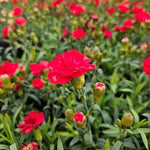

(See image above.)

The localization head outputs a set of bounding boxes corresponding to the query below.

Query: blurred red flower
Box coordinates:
[72,28,86,39]
[51,0,63,7]
[74,112,84,123]
[48,49,95,84]
[0,61,18,78]
[103,30,112,39]
[12,0,18,3]
[135,10,150,23]
[70,2,85,15]
[143,56,150,76]
[17,111,45,133]
[107,7,115,15]
[15,17,26,26]
[32,78,44,89]
[60,27,70,41]
[2,25,15,38]
[30,63,43,76]
[13,7,23,16]
[21,142,39,150]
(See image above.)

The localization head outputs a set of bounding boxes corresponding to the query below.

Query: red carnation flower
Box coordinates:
[117,3,129,13]
[0,61,18,78]
[12,0,18,3]
[2,25,15,38]
[114,25,120,31]
[70,2,85,15]
[21,142,39,150]
[123,19,133,28]
[30,63,43,76]
[93,0,100,5]
[0,81,2,87]
[143,56,150,76]
[135,10,150,23]
[51,0,63,7]
[107,7,115,15]
[40,61,49,70]
[48,49,95,84]
[17,111,45,133]
[74,112,84,123]
[15,17,26,26]
[60,27,70,41]
[72,28,86,39]
[103,30,112,39]
[32,78,44,89]
[13,7,23,16]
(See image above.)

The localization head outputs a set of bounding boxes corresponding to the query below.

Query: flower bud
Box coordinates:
[84,47,91,58]
[92,47,100,61]
[65,109,74,121]
[20,65,27,78]
[71,75,85,90]
[74,112,86,128]
[93,82,105,101]
[121,37,129,50]
[21,142,39,150]
[121,113,134,127]
[0,74,12,89]
[116,119,122,128]
[33,127,42,142]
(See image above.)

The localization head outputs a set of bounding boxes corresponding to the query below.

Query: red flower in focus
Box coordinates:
[21,142,39,150]
[135,10,150,23]
[13,7,23,16]
[107,7,115,15]
[72,28,86,39]
[17,111,45,133]
[93,0,100,5]
[143,56,150,76]
[2,25,15,38]
[12,0,18,3]
[15,17,26,26]
[51,0,63,7]
[32,78,44,89]
[103,30,112,39]
[70,2,85,15]
[48,49,95,84]
[0,61,18,78]
[60,27,70,41]
[74,112,84,123]
[30,63,43,76]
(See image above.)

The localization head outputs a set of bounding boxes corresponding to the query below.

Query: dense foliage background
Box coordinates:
[0,0,150,149]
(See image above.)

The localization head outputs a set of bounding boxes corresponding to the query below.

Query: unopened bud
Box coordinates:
[92,47,100,60]
[74,112,86,128]
[58,95,63,103]
[71,75,85,90]
[0,74,12,89]
[84,47,91,58]
[33,127,42,142]
[65,109,74,121]
[116,119,122,128]
[93,82,105,101]
[121,113,134,127]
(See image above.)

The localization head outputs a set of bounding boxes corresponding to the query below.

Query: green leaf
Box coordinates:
[112,141,122,150]
[70,136,81,146]
[132,128,150,134]
[83,133,93,147]
[10,143,18,150]
[57,137,64,150]
[139,130,149,150]
[13,104,23,124]
[56,132,75,137]
[131,119,148,130]
[92,104,101,112]
[0,144,9,150]
[105,139,110,150]
[130,108,139,124]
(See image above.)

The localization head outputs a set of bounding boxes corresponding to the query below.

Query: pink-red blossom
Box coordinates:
[15,17,26,26]
[2,25,15,38]
[32,78,44,89]
[48,49,95,84]
[72,28,86,39]
[17,111,45,133]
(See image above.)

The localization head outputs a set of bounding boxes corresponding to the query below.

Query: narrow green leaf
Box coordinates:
[139,130,149,150]
[56,132,75,137]
[112,141,122,150]
[70,136,81,146]
[0,144,9,150]
[13,104,23,124]
[105,139,110,150]
[57,137,64,150]
[130,108,139,124]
